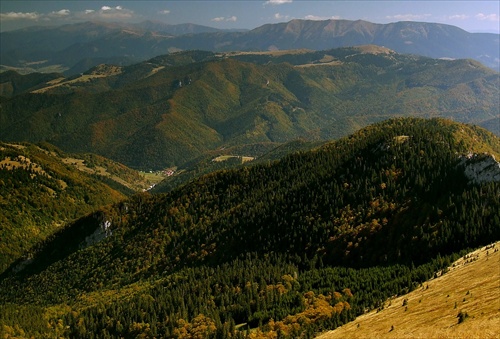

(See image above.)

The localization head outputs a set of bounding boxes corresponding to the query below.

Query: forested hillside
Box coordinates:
[1,48,498,169]
[0,142,148,274]
[152,138,324,194]
[1,118,498,338]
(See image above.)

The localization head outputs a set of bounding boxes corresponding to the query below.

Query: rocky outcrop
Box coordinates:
[459,153,500,184]
[81,220,113,249]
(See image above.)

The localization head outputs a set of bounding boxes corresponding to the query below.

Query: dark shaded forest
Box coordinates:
[0,118,499,338]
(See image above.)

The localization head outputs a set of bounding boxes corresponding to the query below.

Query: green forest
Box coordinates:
[0,141,150,274]
[1,48,498,170]
[1,118,499,338]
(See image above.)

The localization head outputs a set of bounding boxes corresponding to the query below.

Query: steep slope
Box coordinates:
[317,241,500,339]
[0,118,498,338]
[0,141,148,274]
[1,48,498,170]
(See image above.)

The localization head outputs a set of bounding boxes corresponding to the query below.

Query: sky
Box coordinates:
[0,0,499,33]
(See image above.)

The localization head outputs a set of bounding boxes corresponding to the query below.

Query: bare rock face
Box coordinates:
[459,153,500,184]
[81,220,113,249]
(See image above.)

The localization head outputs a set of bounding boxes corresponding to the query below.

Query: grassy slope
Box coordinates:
[317,241,500,339]
[60,151,150,193]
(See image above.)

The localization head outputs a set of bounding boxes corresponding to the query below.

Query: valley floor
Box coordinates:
[316,242,500,339]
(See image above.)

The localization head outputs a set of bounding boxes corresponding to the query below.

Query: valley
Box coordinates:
[0,12,499,339]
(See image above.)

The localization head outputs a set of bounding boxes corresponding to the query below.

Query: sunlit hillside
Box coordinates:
[317,241,500,339]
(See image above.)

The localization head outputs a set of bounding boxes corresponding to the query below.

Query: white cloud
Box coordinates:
[476,13,499,21]
[304,15,341,21]
[0,4,135,28]
[386,14,432,21]
[264,0,292,6]
[74,6,134,21]
[448,14,469,20]
[50,9,70,17]
[94,6,134,19]
[159,10,171,15]
[0,11,40,20]
[274,13,291,20]
[211,16,237,22]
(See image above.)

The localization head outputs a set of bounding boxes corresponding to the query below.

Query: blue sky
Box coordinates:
[1,1,499,33]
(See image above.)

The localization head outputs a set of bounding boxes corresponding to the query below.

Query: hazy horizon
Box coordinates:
[1,1,499,33]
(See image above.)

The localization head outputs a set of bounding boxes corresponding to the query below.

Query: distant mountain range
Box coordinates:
[1,47,498,170]
[1,19,498,75]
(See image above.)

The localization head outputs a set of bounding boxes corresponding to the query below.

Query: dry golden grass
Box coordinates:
[45,77,65,85]
[32,66,122,93]
[145,66,166,78]
[354,45,394,55]
[212,155,255,163]
[317,242,500,339]
[1,155,47,175]
[4,143,26,150]
[296,60,343,68]
[223,49,313,57]
[62,157,145,190]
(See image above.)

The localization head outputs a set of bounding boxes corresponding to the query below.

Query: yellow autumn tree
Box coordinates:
[173,314,217,339]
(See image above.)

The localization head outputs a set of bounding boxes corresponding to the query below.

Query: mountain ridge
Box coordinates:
[1,48,498,170]
[1,19,498,75]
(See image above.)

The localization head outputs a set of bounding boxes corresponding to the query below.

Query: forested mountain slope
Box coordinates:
[1,118,499,338]
[0,141,148,273]
[1,48,498,170]
[151,138,325,195]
